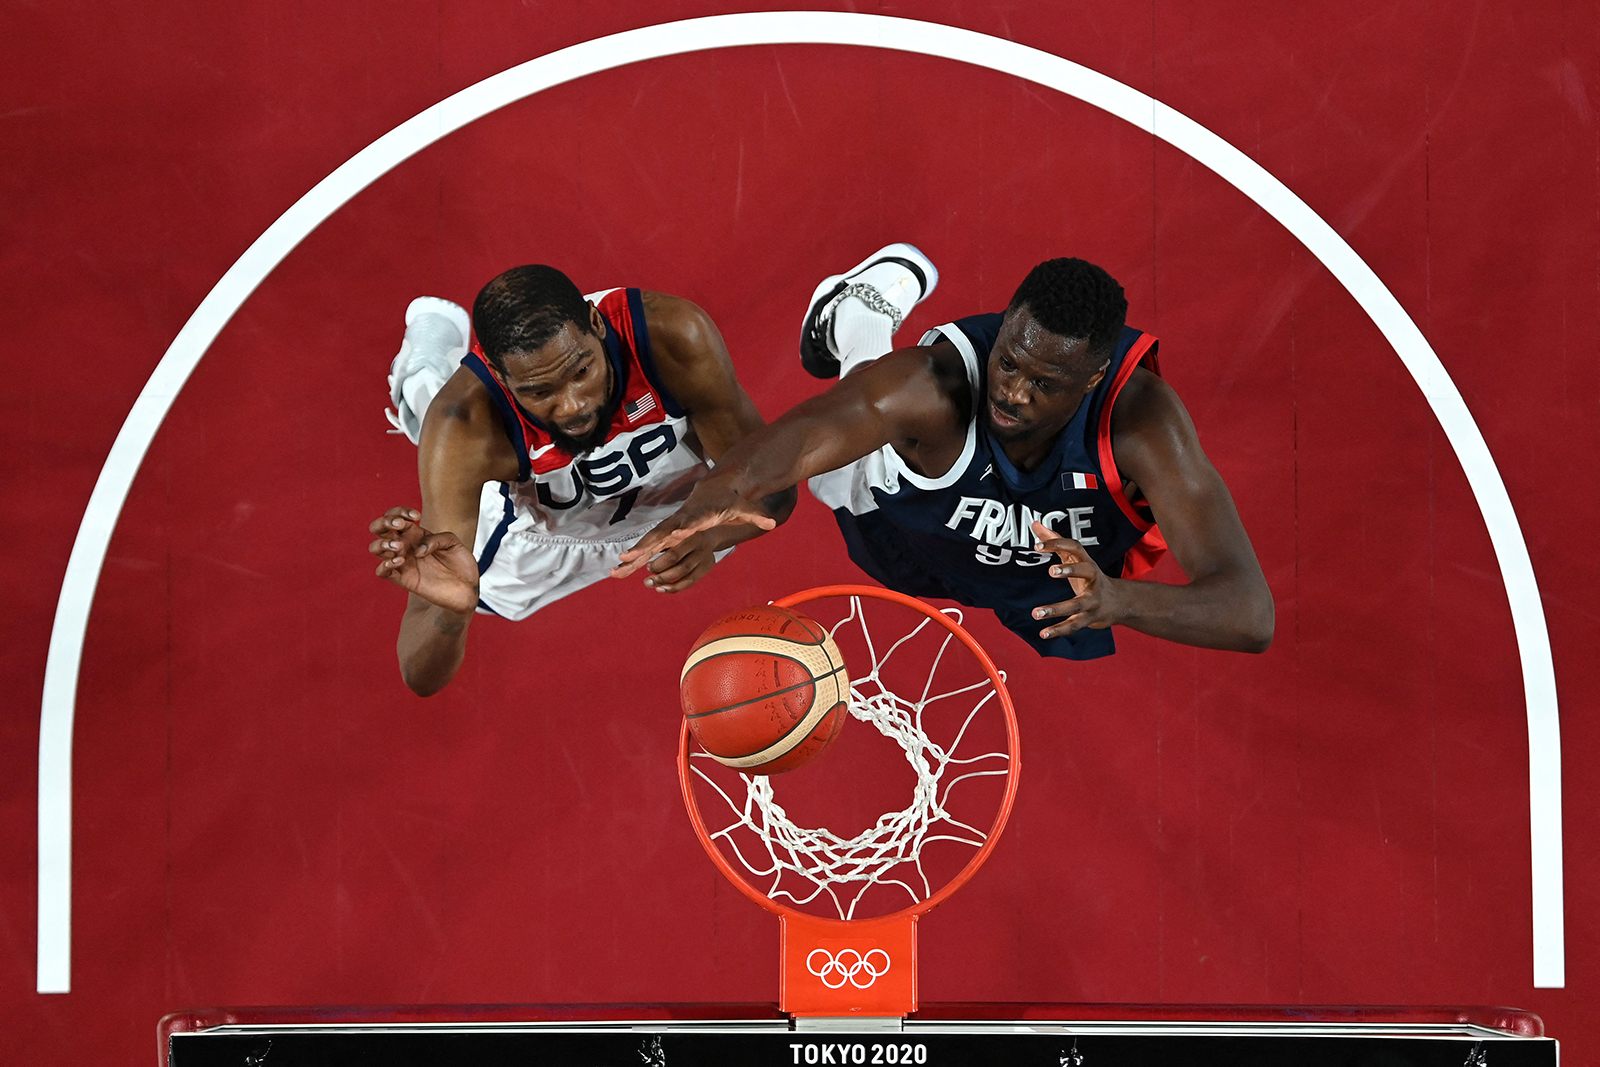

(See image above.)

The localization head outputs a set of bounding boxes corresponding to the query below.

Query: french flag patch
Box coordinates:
[624,393,657,423]
[1063,471,1099,490]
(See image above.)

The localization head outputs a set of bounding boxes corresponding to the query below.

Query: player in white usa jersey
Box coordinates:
[369,265,794,696]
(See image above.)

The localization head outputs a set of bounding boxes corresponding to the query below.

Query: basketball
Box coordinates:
[680,604,850,774]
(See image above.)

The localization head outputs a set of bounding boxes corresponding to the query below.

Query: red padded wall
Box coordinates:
[3,1,1597,1063]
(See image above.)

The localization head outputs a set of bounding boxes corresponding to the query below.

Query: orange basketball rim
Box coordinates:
[678,585,1021,1018]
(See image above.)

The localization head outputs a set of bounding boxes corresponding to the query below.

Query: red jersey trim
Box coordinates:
[1095,333,1160,534]
[1121,525,1169,581]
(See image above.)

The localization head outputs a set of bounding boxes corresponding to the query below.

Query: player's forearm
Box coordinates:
[710,416,825,503]
[712,385,894,504]
[1110,570,1275,652]
[397,600,474,695]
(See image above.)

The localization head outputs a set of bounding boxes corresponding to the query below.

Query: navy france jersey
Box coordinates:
[808,314,1168,660]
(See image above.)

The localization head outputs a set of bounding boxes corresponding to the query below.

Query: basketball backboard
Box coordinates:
[161,1002,1556,1066]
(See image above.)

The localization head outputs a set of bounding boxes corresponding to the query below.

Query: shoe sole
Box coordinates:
[798,242,939,378]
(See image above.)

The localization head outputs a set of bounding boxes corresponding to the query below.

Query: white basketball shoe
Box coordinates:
[386,297,473,444]
[799,242,939,378]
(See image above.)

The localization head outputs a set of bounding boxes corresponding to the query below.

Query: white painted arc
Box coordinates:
[36,10,1563,993]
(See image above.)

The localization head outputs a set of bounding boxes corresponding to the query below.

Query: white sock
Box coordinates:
[830,259,926,375]
[833,297,897,376]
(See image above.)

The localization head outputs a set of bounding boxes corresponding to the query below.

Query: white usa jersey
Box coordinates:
[458,287,714,619]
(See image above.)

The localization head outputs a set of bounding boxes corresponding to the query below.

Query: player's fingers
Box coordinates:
[649,555,713,593]
[377,536,417,559]
[611,541,661,576]
[646,543,688,574]
[413,531,461,558]
[1039,614,1090,639]
[613,526,694,574]
[370,520,422,547]
[368,537,402,558]
[1030,522,1084,553]
[1032,534,1086,555]
[620,507,766,568]
[716,501,780,532]
[374,556,406,578]
[736,509,779,531]
[610,558,646,579]
[371,506,421,534]
[644,552,701,588]
[615,527,673,565]
[1049,561,1098,580]
[1032,596,1089,621]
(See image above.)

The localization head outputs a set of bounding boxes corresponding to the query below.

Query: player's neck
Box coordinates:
[996,432,1059,472]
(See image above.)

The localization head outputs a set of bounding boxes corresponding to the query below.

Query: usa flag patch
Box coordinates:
[624,393,657,423]
[1063,471,1099,490]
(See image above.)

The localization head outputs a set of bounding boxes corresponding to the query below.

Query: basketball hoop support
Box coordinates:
[782,913,919,1017]
[679,586,1020,1020]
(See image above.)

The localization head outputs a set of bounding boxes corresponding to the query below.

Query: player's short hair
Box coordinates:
[472,264,592,372]
[1008,258,1128,361]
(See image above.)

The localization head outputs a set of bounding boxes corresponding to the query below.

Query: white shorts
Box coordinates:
[472,482,732,620]
[474,526,635,619]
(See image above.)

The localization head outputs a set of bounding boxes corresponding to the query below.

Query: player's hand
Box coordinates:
[1028,520,1122,638]
[367,506,479,614]
[610,481,775,579]
[633,530,722,594]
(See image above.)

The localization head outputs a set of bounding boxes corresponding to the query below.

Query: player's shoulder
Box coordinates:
[635,290,744,409]
[423,364,495,428]
[920,336,972,399]
[852,340,972,439]
[638,290,720,358]
[1109,365,1200,465]
[636,288,700,318]
[1114,365,1180,416]
[418,367,519,481]
[865,338,967,395]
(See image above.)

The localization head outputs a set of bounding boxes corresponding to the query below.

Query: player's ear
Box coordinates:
[589,302,606,339]
[1084,359,1110,393]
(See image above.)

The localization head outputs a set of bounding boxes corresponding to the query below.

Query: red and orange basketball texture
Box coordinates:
[679,604,851,774]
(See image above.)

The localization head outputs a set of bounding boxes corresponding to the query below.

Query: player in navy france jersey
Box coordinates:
[368,265,795,696]
[614,246,1272,660]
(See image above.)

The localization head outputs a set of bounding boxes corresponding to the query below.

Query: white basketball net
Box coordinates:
[691,595,1011,920]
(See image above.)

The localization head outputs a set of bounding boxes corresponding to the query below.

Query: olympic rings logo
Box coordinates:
[807,948,892,989]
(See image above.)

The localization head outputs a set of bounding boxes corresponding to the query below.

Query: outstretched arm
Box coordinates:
[620,293,799,592]
[1030,368,1273,653]
[368,373,517,695]
[371,502,478,695]
[613,342,967,577]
